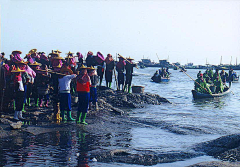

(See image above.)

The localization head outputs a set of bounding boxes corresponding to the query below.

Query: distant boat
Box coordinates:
[151,74,170,83]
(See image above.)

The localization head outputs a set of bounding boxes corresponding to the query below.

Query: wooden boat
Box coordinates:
[151,75,170,83]
[192,87,231,99]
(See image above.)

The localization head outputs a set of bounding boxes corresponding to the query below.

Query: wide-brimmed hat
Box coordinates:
[29,49,37,54]
[53,64,62,68]
[79,64,89,69]
[29,61,42,66]
[54,50,62,54]
[11,67,25,73]
[88,66,95,70]
[16,60,28,65]
[65,52,74,59]
[60,67,73,75]
[12,50,22,54]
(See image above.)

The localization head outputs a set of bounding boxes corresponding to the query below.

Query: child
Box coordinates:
[88,66,99,110]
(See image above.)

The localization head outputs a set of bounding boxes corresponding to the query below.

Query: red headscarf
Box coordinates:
[105,54,113,65]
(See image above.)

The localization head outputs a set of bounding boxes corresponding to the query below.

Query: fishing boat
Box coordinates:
[192,87,231,99]
[151,75,170,83]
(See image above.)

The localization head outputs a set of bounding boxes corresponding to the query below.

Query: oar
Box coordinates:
[172,63,213,95]
[36,69,67,76]
[118,54,139,69]
[114,53,119,90]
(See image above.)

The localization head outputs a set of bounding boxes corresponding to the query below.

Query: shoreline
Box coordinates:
[0,87,240,166]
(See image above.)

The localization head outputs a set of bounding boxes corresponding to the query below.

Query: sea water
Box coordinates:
[1,68,239,166]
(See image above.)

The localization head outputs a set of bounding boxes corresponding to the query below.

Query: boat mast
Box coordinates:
[230,56,232,65]
[220,56,222,65]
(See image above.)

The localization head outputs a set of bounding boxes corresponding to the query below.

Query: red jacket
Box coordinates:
[77,81,90,92]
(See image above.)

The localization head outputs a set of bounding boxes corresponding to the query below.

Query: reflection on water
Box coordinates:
[192,97,227,109]
[0,130,95,166]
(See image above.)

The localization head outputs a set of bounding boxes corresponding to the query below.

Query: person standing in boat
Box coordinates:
[116,56,126,91]
[212,69,221,82]
[214,76,224,93]
[195,73,212,94]
[105,54,114,88]
[124,57,136,93]
[220,70,227,84]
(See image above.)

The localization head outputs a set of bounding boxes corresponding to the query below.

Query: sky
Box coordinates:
[1,0,240,65]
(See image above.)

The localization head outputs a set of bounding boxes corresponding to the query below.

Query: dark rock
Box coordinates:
[194,134,240,157]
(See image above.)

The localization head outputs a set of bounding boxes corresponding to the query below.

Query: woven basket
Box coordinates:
[132,86,145,93]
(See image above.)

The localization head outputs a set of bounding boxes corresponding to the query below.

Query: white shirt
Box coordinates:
[58,74,76,93]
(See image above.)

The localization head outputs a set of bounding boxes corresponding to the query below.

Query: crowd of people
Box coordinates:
[0,49,137,124]
[195,68,237,94]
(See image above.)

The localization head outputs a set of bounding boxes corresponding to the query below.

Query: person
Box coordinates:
[105,54,114,88]
[29,61,42,107]
[88,66,99,111]
[220,70,227,84]
[17,61,30,112]
[213,69,221,82]
[76,52,84,67]
[203,70,211,84]
[197,71,202,78]
[49,50,64,69]
[12,67,26,120]
[86,51,94,67]
[151,70,161,82]
[0,52,7,64]
[58,67,76,121]
[37,65,51,108]
[116,56,126,91]
[76,65,91,124]
[194,73,212,94]
[11,50,23,63]
[124,57,136,93]
[39,52,49,67]
[214,76,224,93]
[207,69,214,80]
[65,51,77,73]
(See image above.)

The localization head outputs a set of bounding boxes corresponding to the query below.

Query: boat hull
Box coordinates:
[192,88,231,99]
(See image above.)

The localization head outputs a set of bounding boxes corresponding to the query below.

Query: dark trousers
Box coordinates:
[15,91,24,111]
[78,92,90,114]
[60,93,71,111]
[90,87,97,103]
